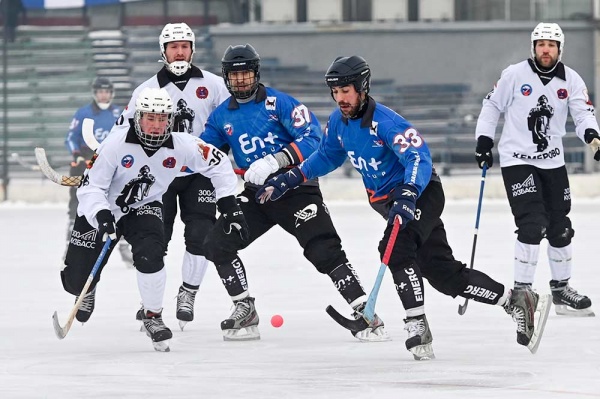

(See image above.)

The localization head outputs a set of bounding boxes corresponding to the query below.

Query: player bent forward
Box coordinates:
[60,87,249,352]
[258,56,550,359]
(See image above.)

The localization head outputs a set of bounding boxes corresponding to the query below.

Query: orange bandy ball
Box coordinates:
[271,314,284,328]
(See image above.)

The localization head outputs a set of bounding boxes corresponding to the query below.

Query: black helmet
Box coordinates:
[325,56,371,94]
[92,76,114,91]
[91,77,114,110]
[221,44,260,100]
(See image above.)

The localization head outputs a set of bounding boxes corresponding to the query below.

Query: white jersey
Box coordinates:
[77,124,238,226]
[475,59,599,169]
[114,66,230,176]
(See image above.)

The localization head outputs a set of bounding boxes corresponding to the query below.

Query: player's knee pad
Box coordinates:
[203,233,237,265]
[516,223,547,245]
[547,222,574,248]
[305,236,348,275]
[60,266,86,296]
[183,218,214,255]
[133,238,165,273]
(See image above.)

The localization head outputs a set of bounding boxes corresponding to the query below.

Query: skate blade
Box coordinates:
[554,304,595,317]
[527,294,551,354]
[354,327,392,342]
[222,326,260,341]
[152,340,170,352]
[409,343,435,360]
[178,320,189,331]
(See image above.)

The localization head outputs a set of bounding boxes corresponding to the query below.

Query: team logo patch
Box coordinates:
[557,88,568,99]
[196,86,209,99]
[521,84,532,96]
[265,97,277,110]
[121,155,134,168]
[224,123,234,136]
[163,157,177,168]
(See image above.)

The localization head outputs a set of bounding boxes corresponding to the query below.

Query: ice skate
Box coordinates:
[176,285,198,331]
[75,287,96,323]
[118,241,134,268]
[550,279,594,317]
[504,287,551,353]
[350,302,390,342]
[221,296,260,341]
[404,314,435,360]
[135,306,144,332]
[141,309,172,352]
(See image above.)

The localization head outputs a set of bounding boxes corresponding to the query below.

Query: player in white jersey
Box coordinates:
[61,87,248,351]
[112,23,231,329]
[475,22,597,316]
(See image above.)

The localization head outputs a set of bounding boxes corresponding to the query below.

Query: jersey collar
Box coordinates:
[341,96,376,128]
[157,65,205,88]
[226,84,267,110]
[527,58,566,82]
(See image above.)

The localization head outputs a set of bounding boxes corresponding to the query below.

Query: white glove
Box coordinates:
[244,154,280,185]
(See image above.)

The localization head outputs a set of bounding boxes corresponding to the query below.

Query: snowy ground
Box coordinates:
[0,198,599,398]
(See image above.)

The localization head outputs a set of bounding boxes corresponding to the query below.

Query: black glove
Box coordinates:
[475,136,494,169]
[584,128,600,161]
[217,195,250,241]
[388,184,418,228]
[96,209,117,242]
[255,167,305,204]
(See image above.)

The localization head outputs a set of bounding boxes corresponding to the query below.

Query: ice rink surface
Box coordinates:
[1,197,599,398]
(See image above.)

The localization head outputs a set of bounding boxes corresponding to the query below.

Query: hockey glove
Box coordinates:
[255,167,305,204]
[217,195,250,241]
[584,128,600,161]
[244,154,280,185]
[96,209,117,242]
[71,152,86,167]
[475,135,494,169]
[388,184,418,227]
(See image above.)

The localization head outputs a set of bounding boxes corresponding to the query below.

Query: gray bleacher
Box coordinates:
[0,26,97,178]
[1,25,588,182]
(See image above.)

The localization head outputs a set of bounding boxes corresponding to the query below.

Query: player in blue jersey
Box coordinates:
[64,77,133,267]
[258,56,546,360]
[202,44,387,342]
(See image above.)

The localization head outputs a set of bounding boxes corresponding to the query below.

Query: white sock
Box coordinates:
[514,240,539,285]
[137,267,167,313]
[182,251,209,288]
[548,243,572,281]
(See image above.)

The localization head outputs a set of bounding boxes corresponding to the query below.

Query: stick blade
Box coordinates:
[325,305,369,331]
[52,311,68,340]
[82,118,100,151]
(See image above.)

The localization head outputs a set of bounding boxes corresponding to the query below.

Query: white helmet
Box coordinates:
[159,22,195,76]
[134,87,174,148]
[531,22,564,61]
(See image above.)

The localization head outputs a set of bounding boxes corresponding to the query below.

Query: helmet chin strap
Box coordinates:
[531,55,559,74]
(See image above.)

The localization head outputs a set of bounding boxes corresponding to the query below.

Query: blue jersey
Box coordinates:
[202,85,322,168]
[65,102,121,154]
[299,98,433,202]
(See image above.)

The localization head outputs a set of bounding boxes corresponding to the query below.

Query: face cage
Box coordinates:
[161,42,195,76]
[134,111,174,148]
[222,63,260,100]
